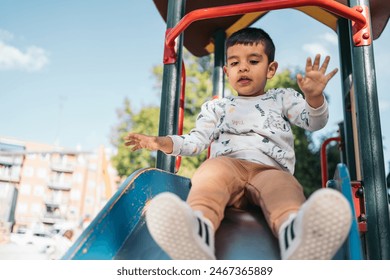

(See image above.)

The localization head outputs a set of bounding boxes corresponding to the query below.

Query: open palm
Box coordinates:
[297,54,338,100]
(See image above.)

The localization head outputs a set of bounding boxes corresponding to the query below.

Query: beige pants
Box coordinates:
[187,156,306,236]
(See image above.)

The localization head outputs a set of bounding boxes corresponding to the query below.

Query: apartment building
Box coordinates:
[0,136,118,237]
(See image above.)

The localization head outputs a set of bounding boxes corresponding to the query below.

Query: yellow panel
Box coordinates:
[294,6,338,32]
[203,7,339,55]
[204,11,268,54]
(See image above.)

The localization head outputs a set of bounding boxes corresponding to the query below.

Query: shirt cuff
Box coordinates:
[306,98,328,116]
[166,135,183,156]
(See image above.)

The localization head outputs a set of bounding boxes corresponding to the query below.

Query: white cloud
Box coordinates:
[302,32,338,58]
[321,32,338,45]
[0,29,14,42]
[302,43,330,57]
[0,29,49,71]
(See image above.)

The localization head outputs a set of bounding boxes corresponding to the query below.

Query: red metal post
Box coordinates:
[175,61,186,173]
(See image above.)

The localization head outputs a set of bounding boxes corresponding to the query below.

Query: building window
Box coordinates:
[89,163,97,171]
[52,190,63,202]
[86,196,94,205]
[33,185,45,197]
[23,166,34,177]
[26,154,36,160]
[77,155,86,165]
[11,166,21,178]
[88,181,96,189]
[70,189,81,201]
[69,206,78,217]
[17,202,28,214]
[40,154,50,161]
[37,168,47,179]
[31,203,41,214]
[20,184,31,195]
[0,166,10,177]
[73,172,83,183]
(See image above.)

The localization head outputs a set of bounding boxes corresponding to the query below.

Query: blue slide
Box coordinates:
[62,164,361,260]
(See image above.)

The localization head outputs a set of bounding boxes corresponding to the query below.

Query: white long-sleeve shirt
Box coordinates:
[168,88,329,174]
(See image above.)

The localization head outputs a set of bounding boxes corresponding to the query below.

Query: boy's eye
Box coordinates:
[230,61,238,67]
[250,60,259,65]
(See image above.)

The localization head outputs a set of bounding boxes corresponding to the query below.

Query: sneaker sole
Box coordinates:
[146,193,215,260]
[287,189,352,260]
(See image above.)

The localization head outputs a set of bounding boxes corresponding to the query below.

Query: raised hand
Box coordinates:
[297,54,338,108]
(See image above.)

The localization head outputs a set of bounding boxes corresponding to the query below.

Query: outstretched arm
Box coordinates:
[297,54,338,108]
[124,133,173,154]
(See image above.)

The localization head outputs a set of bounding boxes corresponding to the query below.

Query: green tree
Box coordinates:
[110,98,160,177]
[111,51,212,178]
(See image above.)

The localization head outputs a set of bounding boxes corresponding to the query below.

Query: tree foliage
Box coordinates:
[110,99,160,177]
[110,52,340,196]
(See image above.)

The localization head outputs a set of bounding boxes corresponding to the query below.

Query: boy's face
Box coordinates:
[224,43,278,97]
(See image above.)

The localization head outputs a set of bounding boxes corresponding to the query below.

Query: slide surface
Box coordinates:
[62,168,280,260]
[63,165,360,260]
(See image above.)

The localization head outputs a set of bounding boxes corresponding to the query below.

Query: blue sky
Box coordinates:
[0,1,389,173]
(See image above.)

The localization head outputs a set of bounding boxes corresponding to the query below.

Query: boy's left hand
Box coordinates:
[297,54,338,108]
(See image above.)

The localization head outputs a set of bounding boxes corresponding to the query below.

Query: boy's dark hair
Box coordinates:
[226,27,275,62]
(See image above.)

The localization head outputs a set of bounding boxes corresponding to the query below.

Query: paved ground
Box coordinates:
[0,243,50,260]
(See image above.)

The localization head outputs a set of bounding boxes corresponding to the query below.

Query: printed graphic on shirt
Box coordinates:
[264,145,288,170]
[263,108,291,134]
[255,104,266,117]
[300,109,309,127]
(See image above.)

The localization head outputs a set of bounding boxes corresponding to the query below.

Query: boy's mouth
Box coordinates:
[238,76,252,84]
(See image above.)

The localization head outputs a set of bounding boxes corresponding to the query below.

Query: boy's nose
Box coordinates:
[239,63,249,72]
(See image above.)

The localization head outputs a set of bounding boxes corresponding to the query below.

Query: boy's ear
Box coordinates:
[267,61,278,79]
[223,65,228,77]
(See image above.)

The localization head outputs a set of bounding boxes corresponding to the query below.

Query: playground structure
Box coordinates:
[63,0,390,260]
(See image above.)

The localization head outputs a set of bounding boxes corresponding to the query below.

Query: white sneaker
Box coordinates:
[278,188,352,260]
[146,192,216,260]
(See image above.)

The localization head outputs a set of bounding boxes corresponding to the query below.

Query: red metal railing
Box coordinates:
[320,136,341,187]
[164,0,368,64]
[320,136,367,232]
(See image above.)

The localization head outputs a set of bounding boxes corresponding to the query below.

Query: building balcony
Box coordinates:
[0,155,23,166]
[41,213,65,225]
[45,198,69,210]
[47,181,71,191]
[0,173,20,183]
[50,162,75,173]
[44,200,60,210]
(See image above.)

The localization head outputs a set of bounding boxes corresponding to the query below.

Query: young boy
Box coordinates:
[124,27,352,260]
